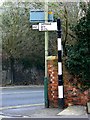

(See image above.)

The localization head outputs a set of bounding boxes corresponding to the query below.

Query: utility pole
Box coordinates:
[44,0,49,108]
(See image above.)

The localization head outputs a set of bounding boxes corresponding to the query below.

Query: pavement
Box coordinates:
[0,105,89,119]
[30,105,89,118]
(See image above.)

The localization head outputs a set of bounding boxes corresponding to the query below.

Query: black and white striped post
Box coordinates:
[57,18,64,108]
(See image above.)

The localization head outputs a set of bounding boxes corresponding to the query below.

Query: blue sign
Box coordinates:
[30,10,53,23]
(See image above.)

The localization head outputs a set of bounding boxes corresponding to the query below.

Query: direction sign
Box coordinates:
[39,22,57,31]
[32,25,39,29]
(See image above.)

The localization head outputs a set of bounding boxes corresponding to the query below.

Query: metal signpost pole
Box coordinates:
[57,19,64,108]
[30,8,64,109]
[45,0,48,78]
[44,0,49,108]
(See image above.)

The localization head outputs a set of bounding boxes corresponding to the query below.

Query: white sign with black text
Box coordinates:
[32,25,39,29]
[39,22,57,31]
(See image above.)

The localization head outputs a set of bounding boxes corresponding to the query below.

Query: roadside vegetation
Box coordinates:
[1,1,90,89]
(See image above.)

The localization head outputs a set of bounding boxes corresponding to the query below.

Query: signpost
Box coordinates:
[57,19,64,108]
[30,3,64,109]
[39,22,57,31]
[32,22,57,31]
[44,0,49,108]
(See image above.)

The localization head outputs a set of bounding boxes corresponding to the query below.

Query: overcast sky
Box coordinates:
[0,0,5,6]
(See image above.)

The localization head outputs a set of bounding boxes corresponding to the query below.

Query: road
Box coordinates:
[0,86,90,119]
[0,86,44,117]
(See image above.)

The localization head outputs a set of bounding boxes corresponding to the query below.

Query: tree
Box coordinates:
[1,1,83,85]
[1,2,45,84]
[66,2,90,89]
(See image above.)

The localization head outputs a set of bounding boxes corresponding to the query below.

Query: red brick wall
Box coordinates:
[64,85,90,107]
[47,57,58,108]
[47,57,90,108]
[63,62,90,107]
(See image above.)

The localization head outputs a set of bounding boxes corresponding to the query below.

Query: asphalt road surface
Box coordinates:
[0,86,44,117]
[0,86,90,119]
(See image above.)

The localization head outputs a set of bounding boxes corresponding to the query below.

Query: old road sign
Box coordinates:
[32,25,39,29]
[39,22,57,31]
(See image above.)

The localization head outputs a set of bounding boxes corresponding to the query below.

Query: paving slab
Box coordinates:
[30,108,63,118]
[30,106,88,118]
[57,106,87,116]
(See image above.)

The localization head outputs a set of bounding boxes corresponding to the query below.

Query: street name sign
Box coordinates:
[39,22,57,31]
[32,25,39,29]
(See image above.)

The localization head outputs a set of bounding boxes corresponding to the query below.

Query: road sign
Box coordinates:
[30,10,53,23]
[39,22,57,31]
[32,25,39,29]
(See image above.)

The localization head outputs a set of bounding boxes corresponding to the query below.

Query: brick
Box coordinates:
[65,87,73,91]
[51,88,58,91]
[83,90,89,95]
[48,58,90,108]
[50,83,58,86]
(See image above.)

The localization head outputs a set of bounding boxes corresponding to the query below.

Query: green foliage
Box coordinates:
[66,4,90,88]
[2,3,45,70]
[2,1,89,86]
[1,2,79,72]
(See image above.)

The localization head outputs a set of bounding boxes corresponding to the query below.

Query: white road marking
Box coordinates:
[1,91,43,95]
[0,103,44,110]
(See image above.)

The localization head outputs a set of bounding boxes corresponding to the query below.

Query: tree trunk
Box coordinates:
[10,56,15,84]
[63,6,68,56]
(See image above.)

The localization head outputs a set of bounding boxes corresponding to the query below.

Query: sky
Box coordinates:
[0,0,5,6]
